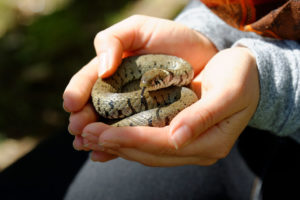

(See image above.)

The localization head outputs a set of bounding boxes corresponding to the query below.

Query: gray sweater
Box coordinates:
[175,0,300,143]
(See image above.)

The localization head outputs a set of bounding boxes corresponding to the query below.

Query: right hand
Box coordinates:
[63,15,218,161]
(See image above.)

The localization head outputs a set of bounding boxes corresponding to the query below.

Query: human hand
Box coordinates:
[79,47,260,166]
[63,15,217,161]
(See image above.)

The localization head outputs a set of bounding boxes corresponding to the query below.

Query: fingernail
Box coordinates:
[82,137,89,145]
[99,141,120,149]
[83,143,92,148]
[63,102,70,113]
[68,126,76,136]
[82,132,99,144]
[170,125,192,149]
[170,138,179,150]
[98,52,108,77]
[81,132,88,137]
[73,144,81,151]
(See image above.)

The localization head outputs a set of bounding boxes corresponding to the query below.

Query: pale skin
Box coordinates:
[63,15,260,167]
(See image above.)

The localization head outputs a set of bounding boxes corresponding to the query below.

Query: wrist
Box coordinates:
[196,30,218,59]
[217,47,260,119]
[233,46,260,119]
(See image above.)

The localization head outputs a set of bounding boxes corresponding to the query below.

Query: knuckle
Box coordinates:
[156,145,177,156]
[195,158,218,166]
[144,163,158,167]
[127,14,145,21]
[212,147,231,159]
[204,159,218,166]
[197,106,215,130]
[94,31,107,47]
[140,160,159,167]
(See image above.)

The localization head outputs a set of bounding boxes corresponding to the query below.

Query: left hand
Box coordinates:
[78,47,260,166]
[63,15,217,162]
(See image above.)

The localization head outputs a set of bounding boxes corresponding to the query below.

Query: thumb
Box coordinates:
[168,95,222,149]
[169,78,239,149]
[94,16,150,78]
[94,34,124,78]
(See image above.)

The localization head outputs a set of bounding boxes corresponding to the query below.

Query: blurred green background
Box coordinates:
[0,0,188,168]
[0,0,134,140]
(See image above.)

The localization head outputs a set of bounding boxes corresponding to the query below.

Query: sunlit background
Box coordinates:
[0,0,188,171]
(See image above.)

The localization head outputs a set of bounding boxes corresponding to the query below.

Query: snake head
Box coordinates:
[140,69,172,91]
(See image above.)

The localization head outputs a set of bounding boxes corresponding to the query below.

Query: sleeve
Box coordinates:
[175,0,300,143]
[174,0,261,50]
[233,39,300,143]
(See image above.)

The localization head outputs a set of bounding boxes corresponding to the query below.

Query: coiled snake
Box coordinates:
[91,54,198,127]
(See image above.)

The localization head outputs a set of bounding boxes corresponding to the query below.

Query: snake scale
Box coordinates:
[91,54,198,127]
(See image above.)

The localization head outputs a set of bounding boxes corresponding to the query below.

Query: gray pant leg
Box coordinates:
[64,145,255,200]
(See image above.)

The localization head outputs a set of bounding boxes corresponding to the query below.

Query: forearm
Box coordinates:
[234,39,300,143]
[175,1,300,143]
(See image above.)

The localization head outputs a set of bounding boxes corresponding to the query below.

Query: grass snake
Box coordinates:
[91,54,198,127]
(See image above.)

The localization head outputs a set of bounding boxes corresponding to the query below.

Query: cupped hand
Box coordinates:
[77,47,260,166]
[63,15,217,160]
[64,15,216,112]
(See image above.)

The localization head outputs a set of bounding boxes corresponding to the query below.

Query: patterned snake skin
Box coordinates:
[91,54,198,127]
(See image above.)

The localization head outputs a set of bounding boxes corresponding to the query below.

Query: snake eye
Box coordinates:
[154,79,160,86]
[140,69,169,90]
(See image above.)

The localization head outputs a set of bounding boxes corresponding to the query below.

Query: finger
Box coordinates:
[82,122,215,159]
[102,125,178,154]
[68,103,98,135]
[169,49,257,148]
[80,117,233,160]
[94,15,209,77]
[174,105,253,159]
[73,135,90,151]
[63,58,99,112]
[74,129,118,161]
[81,123,179,154]
[91,106,245,159]
[94,15,150,78]
[168,94,236,149]
[90,151,118,162]
[82,113,243,165]
[106,147,216,167]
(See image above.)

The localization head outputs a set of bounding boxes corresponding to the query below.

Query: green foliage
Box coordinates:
[0,0,136,138]
[0,133,6,144]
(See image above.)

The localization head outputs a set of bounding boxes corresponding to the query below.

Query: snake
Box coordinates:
[91,54,198,127]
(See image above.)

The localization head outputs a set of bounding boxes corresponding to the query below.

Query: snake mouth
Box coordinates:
[141,86,146,97]
[140,86,148,110]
